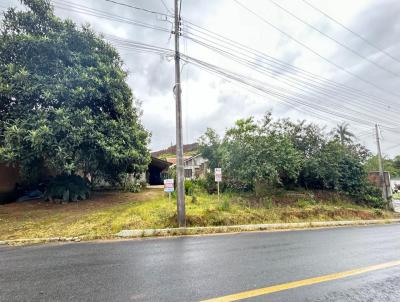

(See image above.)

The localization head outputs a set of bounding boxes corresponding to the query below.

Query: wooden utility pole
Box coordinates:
[174,0,186,227]
[375,124,388,202]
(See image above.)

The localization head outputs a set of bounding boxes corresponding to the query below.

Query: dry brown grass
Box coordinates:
[0,188,395,241]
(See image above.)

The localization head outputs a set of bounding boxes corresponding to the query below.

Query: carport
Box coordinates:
[147,157,171,185]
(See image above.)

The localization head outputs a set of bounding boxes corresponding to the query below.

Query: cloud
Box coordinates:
[3,0,400,155]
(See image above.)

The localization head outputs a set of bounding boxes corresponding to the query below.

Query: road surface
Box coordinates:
[1,224,400,301]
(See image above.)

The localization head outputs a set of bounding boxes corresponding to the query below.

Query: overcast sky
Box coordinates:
[1,0,400,156]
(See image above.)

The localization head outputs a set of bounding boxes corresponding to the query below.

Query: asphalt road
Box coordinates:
[1,224,400,301]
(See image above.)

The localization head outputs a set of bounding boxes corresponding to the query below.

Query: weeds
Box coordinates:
[261,196,274,209]
[219,199,230,211]
[0,188,395,241]
[296,199,317,208]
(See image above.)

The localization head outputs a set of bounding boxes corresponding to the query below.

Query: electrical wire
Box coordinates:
[182,21,399,109]
[182,33,400,123]
[53,0,171,33]
[233,0,400,99]
[267,0,400,77]
[300,0,400,64]
[104,0,172,17]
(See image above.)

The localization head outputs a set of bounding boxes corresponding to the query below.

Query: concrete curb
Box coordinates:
[0,237,82,246]
[2,219,399,246]
[115,219,400,238]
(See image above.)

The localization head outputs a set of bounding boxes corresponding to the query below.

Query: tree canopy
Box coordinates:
[199,114,382,207]
[331,122,355,145]
[0,0,150,184]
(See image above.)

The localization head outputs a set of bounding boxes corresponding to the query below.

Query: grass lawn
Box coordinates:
[0,188,396,241]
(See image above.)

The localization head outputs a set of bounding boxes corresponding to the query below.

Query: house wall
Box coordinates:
[183,155,208,179]
[0,165,20,192]
[0,164,20,203]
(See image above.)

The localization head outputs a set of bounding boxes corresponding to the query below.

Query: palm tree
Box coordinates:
[332,122,355,145]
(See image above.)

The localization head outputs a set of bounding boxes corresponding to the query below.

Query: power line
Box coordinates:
[104,0,171,17]
[300,0,400,64]
[181,54,392,127]
[267,0,400,77]
[43,2,400,132]
[183,34,400,125]
[160,0,172,15]
[101,33,400,129]
[55,2,400,120]
[53,1,171,33]
[182,21,399,109]
[101,33,380,127]
[181,24,400,121]
[233,0,400,99]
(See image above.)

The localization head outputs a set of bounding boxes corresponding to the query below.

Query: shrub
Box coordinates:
[185,179,194,196]
[122,180,142,193]
[197,173,230,194]
[191,195,198,204]
[45,174,90,202]
[357,184,386,208]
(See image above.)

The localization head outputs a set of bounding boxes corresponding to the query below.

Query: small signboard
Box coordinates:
[164,179,174,193]
[215,168,222,182]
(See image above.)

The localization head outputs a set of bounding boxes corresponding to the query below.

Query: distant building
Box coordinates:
[183,154,208,179]
[168,154,208,180]
[165,156,191,165]
[147,157,171,185]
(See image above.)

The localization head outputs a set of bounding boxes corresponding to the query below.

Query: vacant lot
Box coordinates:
[0,188,395,241]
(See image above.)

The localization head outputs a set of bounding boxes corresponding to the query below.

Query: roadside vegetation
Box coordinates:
[0,1,396,243]
[0,187,395,241]
[198,115,386,209]
[0,0,149,202]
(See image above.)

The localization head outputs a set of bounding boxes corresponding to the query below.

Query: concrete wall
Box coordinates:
[368,171,392,198]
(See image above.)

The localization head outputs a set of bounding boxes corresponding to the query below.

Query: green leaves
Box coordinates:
[0,0,150,185]
[199,117,303,190]
[199,115,378,205]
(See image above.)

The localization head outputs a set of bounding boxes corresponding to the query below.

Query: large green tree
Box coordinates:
[220,117,302,190]
[0,0,150,184]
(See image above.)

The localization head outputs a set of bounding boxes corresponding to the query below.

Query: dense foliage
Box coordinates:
[45,174,90,203]
[364,155,400,178]
[199,114,384,207]
[0,0,150,186]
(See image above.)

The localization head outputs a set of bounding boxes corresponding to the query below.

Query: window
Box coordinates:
[184,169,192,178]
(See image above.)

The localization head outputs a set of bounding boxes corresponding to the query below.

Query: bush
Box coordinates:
[185,179,194,196]
[357,184,386,208]
[45,174,90,202]
[122,180,142,193]
[197,173,217,194]
[197,173,230,194]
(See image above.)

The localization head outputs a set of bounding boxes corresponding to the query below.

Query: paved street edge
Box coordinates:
[115,219,400,238]
[1,219,399,246]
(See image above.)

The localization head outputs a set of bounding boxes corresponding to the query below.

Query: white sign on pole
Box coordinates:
[164,179,174,193]
[215,168,222,182]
